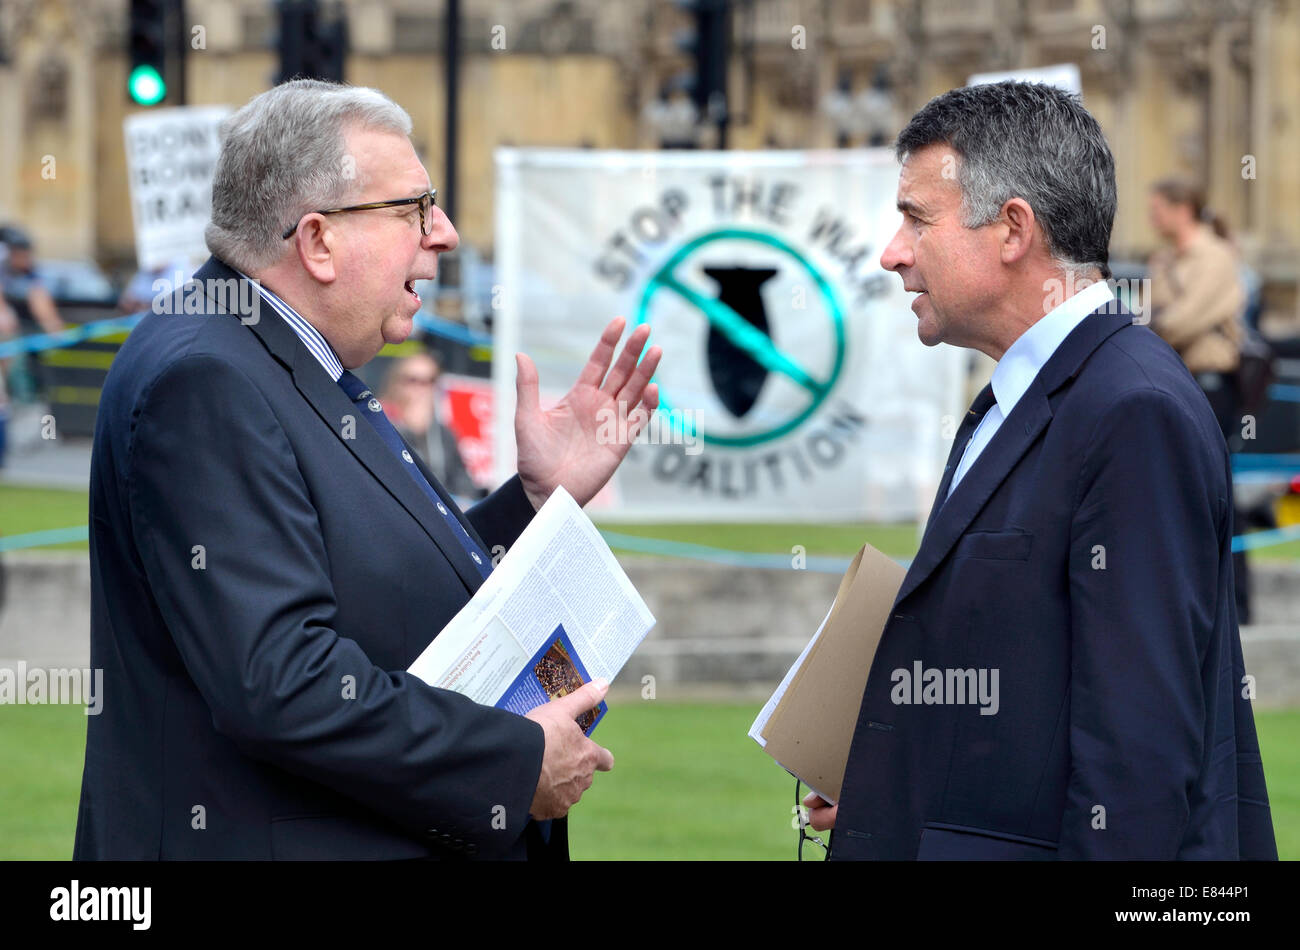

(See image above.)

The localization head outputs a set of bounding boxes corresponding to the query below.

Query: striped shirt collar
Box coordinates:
[234,269,344,381]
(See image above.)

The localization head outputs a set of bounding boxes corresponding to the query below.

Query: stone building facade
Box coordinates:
[1,0,1296,320]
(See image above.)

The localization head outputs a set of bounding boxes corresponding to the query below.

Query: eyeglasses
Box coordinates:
[795,779,829,861]
[281,189,438,240]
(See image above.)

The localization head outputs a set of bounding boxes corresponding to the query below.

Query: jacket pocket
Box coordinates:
[917,821,1058,860]
[952,530,1033,561]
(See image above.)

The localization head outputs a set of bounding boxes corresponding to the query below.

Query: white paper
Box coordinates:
[407,487,656,708]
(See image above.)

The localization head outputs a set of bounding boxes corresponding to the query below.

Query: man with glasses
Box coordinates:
[75,80,661,861]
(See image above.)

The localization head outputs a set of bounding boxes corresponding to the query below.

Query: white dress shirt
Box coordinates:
[947,279,1115,498]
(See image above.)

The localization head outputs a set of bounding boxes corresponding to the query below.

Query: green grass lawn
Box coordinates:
[0,485,89,552]
[0,483,922,560]
[2,701,1297,860]
[3,485,1298,858]
[596,519,921,561]
[3,483,1296,561]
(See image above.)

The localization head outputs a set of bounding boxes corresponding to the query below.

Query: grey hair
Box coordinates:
[895,81,1116,280]
[204,79,413,272]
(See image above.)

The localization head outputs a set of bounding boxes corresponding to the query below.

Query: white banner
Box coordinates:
[123,106,230,270]
[493,148,966,522]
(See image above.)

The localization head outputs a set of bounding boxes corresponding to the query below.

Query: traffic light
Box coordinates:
[127,0,185,106]
[676,0,731,145]
[128,0,168,105]
[276,0,347,85]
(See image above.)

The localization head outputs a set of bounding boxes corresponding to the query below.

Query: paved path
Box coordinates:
[1,404,92,488]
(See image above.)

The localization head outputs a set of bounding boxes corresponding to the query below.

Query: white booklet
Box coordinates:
[407,486,655,735]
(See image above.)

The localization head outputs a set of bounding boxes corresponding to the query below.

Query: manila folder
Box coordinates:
[761,543,906,802]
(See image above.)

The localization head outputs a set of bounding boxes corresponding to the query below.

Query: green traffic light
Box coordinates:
[128,64,166,106]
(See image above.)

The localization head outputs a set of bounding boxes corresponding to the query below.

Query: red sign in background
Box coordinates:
[439,374,495,488]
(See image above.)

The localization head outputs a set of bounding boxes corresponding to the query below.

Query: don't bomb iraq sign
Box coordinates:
[493,149,965,522]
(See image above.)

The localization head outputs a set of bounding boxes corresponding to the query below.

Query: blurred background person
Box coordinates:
[117,256,196,315]
[0,226,66,336]
[1148,177,1245,416]
[1147,175,1252,620]
[0,295,13,468]
[381,350,484,503]
[0,226,65,404]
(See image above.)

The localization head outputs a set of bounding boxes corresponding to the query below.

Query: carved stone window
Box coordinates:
[28,51,68,122]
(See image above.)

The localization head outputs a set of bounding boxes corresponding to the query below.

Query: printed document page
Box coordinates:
[408,487,655,730]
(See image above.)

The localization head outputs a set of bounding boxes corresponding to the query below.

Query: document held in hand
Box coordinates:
[750,543,906,802]
[408,486,656,735]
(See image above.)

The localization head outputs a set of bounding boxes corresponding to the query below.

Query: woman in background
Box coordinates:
[380,350,484,503]
[1148,176,1251,619]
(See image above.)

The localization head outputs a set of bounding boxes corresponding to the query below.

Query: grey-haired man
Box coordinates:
[75,79,659,860]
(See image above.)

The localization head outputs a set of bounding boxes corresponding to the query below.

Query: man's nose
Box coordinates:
[425,206,459,253]
[880,223,911,272]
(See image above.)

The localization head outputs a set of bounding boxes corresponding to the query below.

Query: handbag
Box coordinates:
[1235,329,1276,416]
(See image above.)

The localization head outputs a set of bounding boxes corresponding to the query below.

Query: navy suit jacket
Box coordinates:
[74,257,564,860]
[831,299,1277,860]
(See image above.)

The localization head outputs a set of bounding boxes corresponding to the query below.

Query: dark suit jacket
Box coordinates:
[74,257,564,860]
[831,299,1277,860]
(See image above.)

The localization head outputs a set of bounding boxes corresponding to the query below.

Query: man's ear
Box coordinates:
[294,214,337,284]
[999,197,1036,266]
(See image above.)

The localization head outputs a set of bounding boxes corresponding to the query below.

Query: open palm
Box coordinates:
[514,317,662,509]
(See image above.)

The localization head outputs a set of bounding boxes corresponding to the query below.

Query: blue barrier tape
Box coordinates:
[4,313,1299,400]
[0,310,489,360]
[0,525,89,552]
[1232,453,1300,473]
[0,316,143,359]
[412,312,493,348]
[1232,523,1300,554]
[1,520,1294,560]
[597,530,863,573]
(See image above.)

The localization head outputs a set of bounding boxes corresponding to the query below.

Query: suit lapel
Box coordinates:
[287,346,487,593]
[190,257,486,595]
[895,299,1135,606]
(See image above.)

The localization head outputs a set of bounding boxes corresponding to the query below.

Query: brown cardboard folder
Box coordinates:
[759,543,906,802]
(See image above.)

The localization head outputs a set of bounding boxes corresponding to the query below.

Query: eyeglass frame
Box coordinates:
[795,778,829,861]
[281,189,438,240]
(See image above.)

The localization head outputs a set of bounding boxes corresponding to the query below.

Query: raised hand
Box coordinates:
[514,316,662,509]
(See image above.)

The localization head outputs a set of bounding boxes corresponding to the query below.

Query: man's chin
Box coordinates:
[383,315,415,346]
[916,319,943,347]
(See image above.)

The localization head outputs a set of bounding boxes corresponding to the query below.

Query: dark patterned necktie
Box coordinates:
[337,369,490,579]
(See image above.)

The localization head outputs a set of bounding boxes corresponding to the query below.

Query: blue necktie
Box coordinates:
[338,370,550,843]
[337,370,491,580]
